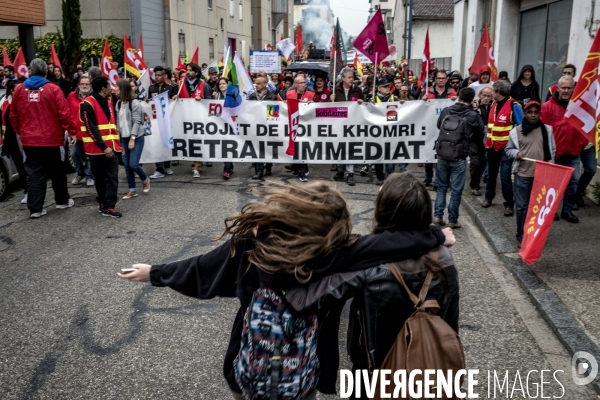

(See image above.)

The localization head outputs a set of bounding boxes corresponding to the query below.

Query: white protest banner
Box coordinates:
[249,50,281,73]
[140,99,452,164]
[153,91,174,149]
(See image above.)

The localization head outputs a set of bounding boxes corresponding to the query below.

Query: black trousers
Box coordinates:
[23,146,70,214]
[469,141,486,190]
[89,154,119,209]
[253,163,273,174]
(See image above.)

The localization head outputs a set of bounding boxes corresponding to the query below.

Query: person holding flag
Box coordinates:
[541,75,587,223]
[506,101,556,248]
[147,66,178,179]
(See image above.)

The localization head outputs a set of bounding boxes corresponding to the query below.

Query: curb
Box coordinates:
[461,194,600,395]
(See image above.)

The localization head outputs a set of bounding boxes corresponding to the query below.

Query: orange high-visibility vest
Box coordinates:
[80,96,122,155]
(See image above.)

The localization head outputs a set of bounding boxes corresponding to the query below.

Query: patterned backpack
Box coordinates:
[234,288,320,400]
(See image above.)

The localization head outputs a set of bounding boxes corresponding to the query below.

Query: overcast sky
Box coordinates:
[329,0,371,36]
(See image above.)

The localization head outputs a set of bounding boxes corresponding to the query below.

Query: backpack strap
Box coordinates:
[390,256,441,314]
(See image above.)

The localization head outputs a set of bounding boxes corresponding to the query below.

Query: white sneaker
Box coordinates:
[30,209,47,218]
[21,193,28,204]
[71,175,85,184]
[165,168,174,175]
[86,178,95,186]
[193,170,201,178]
[56,198,75,209]
[150,171,165,179]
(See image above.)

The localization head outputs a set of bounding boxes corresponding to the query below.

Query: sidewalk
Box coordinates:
[460,180,600,394]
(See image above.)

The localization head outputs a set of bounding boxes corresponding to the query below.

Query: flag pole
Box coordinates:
[332,49,337,89]
[372,53,378,101]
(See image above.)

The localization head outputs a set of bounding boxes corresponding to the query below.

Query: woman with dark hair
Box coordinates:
[1,79,27,203]
[213,76,229,100]
[117,179,453,398]
[129,78,146,101]
[286,172,459,398]
[115,78,150,199]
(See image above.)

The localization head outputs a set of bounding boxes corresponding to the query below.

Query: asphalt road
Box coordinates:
[0,163,596,399]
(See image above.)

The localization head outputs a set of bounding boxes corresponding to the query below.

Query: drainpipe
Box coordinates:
[590,0,596,38]
[489,0,497,44]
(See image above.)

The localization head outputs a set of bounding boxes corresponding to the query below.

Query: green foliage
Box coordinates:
[59,0,83,77]
[0,34,123,74]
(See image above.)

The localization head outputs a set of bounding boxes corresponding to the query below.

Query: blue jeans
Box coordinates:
[514,175,534,243]
[424,163,434,183]
[555,154,580,214]
[223,162,233,173]
[70,140,93,179]
[485,148,514,208]
[577,146,597,195]
[386,163,408,174]
[434,159,466,224]
[121,137,148,191]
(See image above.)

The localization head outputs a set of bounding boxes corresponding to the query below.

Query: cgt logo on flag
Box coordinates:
[266,105,280,121]
[519,161,574,264]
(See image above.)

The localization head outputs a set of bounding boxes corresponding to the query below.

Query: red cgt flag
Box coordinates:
[100,39,118,90]
[123,35,148,78]
[519,161,574,264]
[285,91,300,157]
[3,46,12,67]
[13,47,28,78]
[190,46,199,64]
[469,23,498,80]
[352,9,389,65]
[50,44,62,69]
[418,28,430,87]
[564,26,600,147]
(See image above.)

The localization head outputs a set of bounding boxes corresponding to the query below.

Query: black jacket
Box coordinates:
[285,246,459,394]
[149,227,446,393]
[510,64,540,104]
[437,102,485,145]
[333,83,364,102]
[148,82,179,100]
[54,78,72,98]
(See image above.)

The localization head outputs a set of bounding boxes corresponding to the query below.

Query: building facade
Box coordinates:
[0,0,293,69]
[393,0,454,74]
[370,0,397,45]
[453,0,594,98]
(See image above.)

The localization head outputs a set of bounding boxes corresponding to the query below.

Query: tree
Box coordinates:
[58,0,82,78]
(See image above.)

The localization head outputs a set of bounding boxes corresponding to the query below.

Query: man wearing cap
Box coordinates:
[541,75,587,223]
[203,67,219,99]
[506,100,555,247]
[449,73,462,93]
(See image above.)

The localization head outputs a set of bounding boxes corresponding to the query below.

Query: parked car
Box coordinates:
[0,150,20,201]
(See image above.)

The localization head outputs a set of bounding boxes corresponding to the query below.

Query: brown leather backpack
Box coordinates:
[374,263,465,399]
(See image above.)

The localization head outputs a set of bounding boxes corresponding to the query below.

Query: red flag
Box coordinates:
[123,35,148,77]
[100,39,118,90]
[3,46,12,66]
[352,9,390,65]
[190,46,199,64]
[13,47,28,78]
[518,161,574,264]
[138,34,144,61]
[285,92,300,157]
[418,28,430,87]
[565,26,600,146]
[469,23,498,80]
[50,44,62,69]
[295,25,304,57]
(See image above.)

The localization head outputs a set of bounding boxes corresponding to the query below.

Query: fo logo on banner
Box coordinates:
[208,103,222,117]
[266,105,280,121]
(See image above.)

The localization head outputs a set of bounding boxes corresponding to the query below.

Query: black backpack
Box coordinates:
[435,114,468,161]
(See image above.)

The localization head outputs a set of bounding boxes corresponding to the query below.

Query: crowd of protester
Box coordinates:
[0,55,595,230]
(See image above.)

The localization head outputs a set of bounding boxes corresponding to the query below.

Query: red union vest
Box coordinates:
[81,96,121,155]
[179,79,205,99]
[486,97,520,150]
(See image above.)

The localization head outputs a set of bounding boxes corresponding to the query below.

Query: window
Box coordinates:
[208,0,212,9]
[209,38,214,59]
[178,33,186,57]
[239,2,243,20]
[221,18,224,31]
[268,17,270,30]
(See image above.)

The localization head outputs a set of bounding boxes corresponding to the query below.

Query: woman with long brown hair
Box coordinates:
[285,172,459,399]
[117,181,452,397]
[115,78,150,198]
